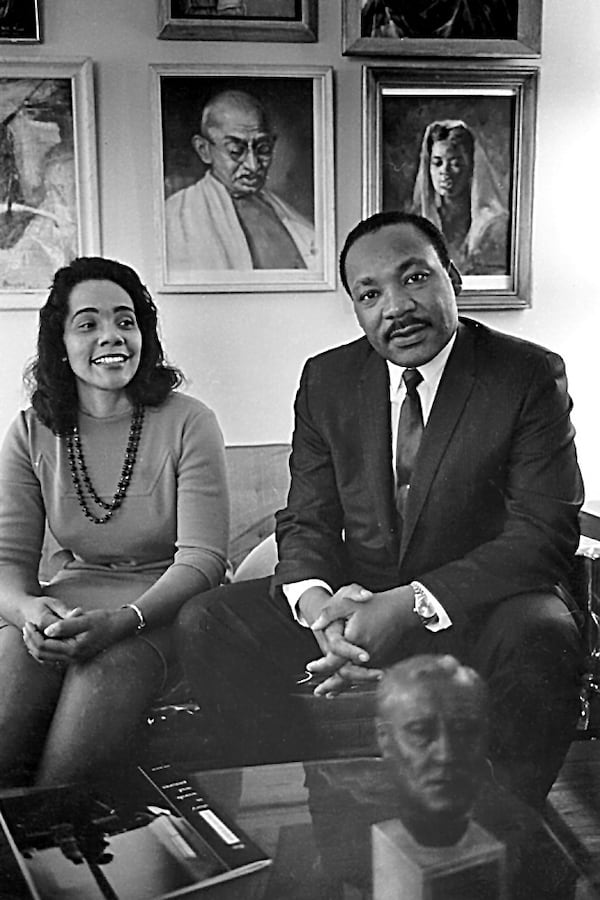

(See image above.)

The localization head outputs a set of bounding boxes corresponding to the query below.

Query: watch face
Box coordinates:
[414,591,435,621]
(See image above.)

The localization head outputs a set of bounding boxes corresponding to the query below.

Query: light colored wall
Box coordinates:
[0,0,599,497]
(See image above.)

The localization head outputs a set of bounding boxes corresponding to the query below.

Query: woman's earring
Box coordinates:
[61,356,68,362]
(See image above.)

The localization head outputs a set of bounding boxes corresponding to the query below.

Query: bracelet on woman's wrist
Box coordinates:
[120,603,146,632]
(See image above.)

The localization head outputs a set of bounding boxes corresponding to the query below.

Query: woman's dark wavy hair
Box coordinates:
[24,257,184,435]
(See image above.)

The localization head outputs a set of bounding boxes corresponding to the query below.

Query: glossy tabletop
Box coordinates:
[1,756,598,900]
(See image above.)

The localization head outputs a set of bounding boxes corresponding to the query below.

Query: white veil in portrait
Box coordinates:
[411,119,509,273]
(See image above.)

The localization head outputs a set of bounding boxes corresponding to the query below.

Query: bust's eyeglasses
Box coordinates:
[209,136,275,163]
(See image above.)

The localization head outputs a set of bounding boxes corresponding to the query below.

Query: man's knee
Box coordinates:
[176,577,277,674]
[177,577,273,634]
[476,592,581,661]
[177,584,223,637]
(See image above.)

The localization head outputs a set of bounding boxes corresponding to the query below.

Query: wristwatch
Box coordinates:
[411,582,439,627]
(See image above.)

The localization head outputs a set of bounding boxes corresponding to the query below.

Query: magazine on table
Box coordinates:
[0,761,271,899]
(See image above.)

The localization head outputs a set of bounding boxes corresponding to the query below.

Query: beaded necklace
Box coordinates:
[66,404,145,524]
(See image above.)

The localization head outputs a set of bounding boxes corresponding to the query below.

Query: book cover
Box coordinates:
[0,762,271,899]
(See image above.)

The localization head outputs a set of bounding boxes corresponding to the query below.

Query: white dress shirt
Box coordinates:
[284,333,457,630]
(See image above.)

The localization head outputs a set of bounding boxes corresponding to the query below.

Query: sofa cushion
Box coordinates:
[226,443,290,570]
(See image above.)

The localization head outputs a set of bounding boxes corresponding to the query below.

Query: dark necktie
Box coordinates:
[395,368,424,520]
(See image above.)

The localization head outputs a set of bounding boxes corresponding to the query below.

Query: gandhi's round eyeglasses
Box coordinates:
[209,136,275,163]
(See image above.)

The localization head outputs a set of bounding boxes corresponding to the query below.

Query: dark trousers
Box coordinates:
[177,577,582,809]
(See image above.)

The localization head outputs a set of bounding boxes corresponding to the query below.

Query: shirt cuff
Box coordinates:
[413,581,452,632]
[283,579,333,627]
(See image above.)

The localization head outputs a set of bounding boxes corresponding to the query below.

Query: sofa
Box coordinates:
[142,443,292,767]
[143,442,382,769]
[142,444,600,771]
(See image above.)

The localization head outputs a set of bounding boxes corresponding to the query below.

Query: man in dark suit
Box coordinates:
[178,211,583,809]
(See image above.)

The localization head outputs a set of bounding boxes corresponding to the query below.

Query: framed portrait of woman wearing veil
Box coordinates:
[363,63,538,309]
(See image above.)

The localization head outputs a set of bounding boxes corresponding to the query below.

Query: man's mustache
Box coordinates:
[385,316,428,340]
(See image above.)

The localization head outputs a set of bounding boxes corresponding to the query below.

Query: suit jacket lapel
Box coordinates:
[358,350,398,556]
[399,323,477,560]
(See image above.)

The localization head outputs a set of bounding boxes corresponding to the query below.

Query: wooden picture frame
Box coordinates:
[0,58,100,309]
[151,63,335,293]
[363,63,538,309]
[343,0,542,58]
[0,0,41,44]
[158,0,317,42]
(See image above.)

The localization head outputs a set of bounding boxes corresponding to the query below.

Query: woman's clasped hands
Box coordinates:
[21,599,133,666]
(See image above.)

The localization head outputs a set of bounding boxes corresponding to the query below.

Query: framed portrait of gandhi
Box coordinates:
[151,64,335,293]
[343,0,542,57]
[363,63,538,309]
[0,58,100,309]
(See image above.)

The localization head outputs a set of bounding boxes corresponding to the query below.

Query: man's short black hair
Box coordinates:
[339,210,452,296]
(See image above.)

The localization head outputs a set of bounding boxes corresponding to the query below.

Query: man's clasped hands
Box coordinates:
[301,582,419,697]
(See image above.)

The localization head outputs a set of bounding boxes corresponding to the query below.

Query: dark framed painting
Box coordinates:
[343,0,542,57]
[151,63,335,293]
[363,63,538,309]
[0,59,100,309]
[158,0,317,42]
[0,0,41,43]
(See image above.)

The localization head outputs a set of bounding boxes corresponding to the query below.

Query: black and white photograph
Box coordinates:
[0,4,600,900]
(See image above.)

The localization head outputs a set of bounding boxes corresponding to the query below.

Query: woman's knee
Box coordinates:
[0,626,64,712]
[67,636,165,700]
[0,627,65,785]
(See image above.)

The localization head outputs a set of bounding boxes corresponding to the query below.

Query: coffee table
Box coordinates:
[190,757,599,899]
[1,757,598,899]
